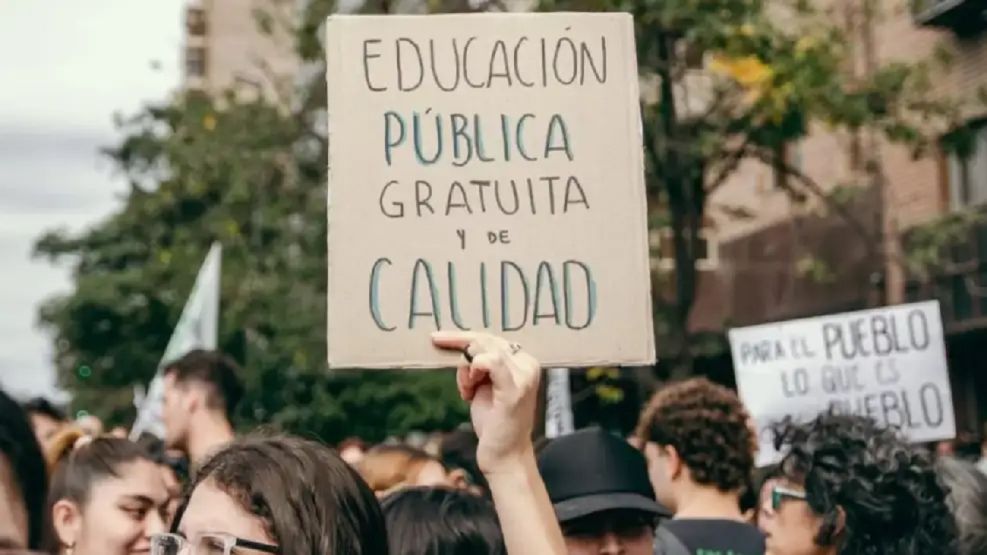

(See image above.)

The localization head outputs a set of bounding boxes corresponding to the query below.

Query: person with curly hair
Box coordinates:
[762,412,958,555]
[636,377,764,554]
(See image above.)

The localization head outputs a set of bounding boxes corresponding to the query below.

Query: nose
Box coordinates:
[146,510,167,537]
[599,532,624,555]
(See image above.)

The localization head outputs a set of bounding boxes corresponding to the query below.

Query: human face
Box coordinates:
[759,480,832,555]
[67,459,170,555]
[562,510,655,555]
[161,374,189,451]
[642,442,674,511]
[0,456,28,550]
[29,413,62,451]
[175,479,277,552]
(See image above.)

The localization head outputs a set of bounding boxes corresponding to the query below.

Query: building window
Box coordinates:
[185,46,207,78]
[187,7,207,36]
[650,228,718,271]
[948,123,987,210]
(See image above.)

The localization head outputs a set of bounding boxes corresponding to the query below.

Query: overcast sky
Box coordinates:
[0,1,184,400]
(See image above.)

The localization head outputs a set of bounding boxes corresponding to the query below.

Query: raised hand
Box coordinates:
[431,331,541,473]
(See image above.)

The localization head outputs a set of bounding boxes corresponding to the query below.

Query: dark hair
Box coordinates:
[135,432,189,483]
[48,437,154,508]
[164,349,244,419]
[173,435,388,555]
[937,457,987,555]
[382,487,505,555]
[636,377,756,492]
[22,397,66,422]
[439,429,489,494]
[0,389,48,549]
[774,412,957,554]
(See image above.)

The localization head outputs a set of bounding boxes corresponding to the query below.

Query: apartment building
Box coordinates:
[695,0,987,432]
[182,0,301,100]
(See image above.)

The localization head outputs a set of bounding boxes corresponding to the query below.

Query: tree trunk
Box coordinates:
[655,31,698,379]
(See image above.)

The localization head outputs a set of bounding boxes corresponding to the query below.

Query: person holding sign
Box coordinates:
[432,330,567,555]
[154,331,567,555]
[761,412,957,555]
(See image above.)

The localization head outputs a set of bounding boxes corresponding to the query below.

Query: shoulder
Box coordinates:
[659,519,764,552]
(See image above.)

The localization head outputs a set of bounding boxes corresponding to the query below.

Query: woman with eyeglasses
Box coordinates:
[760,411,957,555]
[47,437,171,555]
[151,434,388,555]
[153,331,568,555]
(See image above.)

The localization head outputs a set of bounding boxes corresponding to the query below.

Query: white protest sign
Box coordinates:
[325,14,655,368]
[728,300,955,466]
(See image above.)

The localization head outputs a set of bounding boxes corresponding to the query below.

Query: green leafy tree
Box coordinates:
[34,0,491,440]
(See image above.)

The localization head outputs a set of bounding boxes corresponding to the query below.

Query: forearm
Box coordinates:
[485,449,567,555]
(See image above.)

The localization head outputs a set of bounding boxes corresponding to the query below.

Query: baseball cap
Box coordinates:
[537,427,670,523]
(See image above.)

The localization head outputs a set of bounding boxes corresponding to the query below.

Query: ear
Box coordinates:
[52,499,82,550]
[832,506,847,540]
[448,468,470,490]
[183,387,202,414]
[664,445,684,480]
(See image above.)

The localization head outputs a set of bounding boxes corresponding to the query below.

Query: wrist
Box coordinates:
[479,444,537,479]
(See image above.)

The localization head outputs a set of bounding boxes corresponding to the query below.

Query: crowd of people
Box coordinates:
[2,330,987,554]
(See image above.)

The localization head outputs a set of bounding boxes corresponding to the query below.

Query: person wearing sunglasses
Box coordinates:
[760,411,957,555]
[151,434,388,555]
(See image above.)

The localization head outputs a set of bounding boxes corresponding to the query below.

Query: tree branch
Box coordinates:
[705,140,752,195]
[753,148,878,256]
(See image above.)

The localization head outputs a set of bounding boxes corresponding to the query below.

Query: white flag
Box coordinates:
[131,243,222,440]
[545,368,574,439]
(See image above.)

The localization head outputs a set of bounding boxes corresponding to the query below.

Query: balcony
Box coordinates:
[913,0,987,34]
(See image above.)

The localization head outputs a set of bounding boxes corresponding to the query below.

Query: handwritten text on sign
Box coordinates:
[325,14,655,368]
[728,301,955,466]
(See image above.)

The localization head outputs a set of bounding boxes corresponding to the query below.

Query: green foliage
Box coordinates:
[34,5,470,441]
[795,255,836,284]
[904,211,984,279]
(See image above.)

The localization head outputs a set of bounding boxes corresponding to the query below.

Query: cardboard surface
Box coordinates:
[326,13,655,368]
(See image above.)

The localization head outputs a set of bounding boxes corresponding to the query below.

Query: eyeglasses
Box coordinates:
[151,532,278,555]
[771,485,807,510]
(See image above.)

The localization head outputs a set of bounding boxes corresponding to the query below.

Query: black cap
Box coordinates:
[537,427,670,523]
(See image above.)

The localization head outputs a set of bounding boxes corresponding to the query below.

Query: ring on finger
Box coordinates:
[462,343,478,363]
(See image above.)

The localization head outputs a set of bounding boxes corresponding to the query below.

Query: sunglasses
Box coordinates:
[771,485,807,510]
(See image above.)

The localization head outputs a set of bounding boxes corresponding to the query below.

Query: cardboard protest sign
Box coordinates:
[325,13,655,368]
[729,301,955,466]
